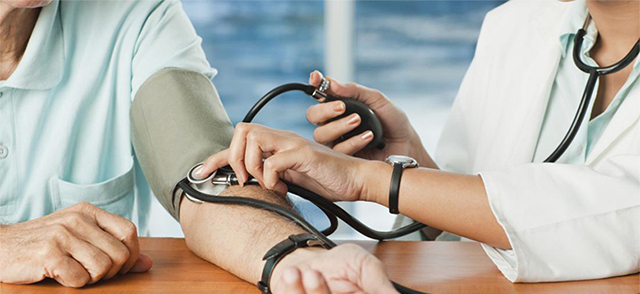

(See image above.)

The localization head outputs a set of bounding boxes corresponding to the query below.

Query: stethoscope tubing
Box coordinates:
[178,178,430,294]
[543,70,599,163]
[544,19,640,163]
[180,13,639,294]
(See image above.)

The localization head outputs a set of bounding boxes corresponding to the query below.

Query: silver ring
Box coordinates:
[318,78,330,93]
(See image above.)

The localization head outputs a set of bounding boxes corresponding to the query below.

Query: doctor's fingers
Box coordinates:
[262,148,313,194]
[312,113,361,145]
[201,149,230,177]
[227,123,278,186]
[306,101,346,125]
[245,130,303,193]
[332,130,374,156]
[309,71,367,102]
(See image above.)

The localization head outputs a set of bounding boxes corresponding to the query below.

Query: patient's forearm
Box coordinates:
[179,185,325,285]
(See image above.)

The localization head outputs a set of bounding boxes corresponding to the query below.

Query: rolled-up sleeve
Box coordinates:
[435,5,640,282]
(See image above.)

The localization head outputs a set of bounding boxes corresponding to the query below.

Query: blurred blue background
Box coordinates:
[149,0,505,237]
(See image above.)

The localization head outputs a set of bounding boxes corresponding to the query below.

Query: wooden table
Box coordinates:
[2,238,638,294]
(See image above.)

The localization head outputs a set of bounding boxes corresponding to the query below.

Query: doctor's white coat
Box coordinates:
[435,0,640,283]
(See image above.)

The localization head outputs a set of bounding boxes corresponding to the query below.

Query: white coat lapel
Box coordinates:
[586,84,640,164]
[503,4,568,164]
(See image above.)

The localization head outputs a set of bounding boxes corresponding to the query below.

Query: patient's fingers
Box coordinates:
[280,267,306,294]
[301,269,331,294]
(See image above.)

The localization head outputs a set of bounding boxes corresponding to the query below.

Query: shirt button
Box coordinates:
[0,145,8,159]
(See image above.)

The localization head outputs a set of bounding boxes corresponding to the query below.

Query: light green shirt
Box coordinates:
[0,0,215,233]
[533,0,640,164]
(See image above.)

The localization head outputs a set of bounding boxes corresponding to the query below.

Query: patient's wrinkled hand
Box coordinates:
[199,123,369,202]
[270,244,399,294]
[0,203,152,288]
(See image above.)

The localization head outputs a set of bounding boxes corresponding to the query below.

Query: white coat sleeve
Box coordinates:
[436,9,640,283]
[479,158,640,282]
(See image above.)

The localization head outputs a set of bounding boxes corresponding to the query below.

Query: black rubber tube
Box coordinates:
[243,83,315,123]
[178,179,429,294]
[543,71,599,163]
[546,32,640,162]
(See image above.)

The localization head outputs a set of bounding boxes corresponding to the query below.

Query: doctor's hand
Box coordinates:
[307,71,436,168]
[0,202,152,288]
[270,244,399,294]
[199,123,369,202]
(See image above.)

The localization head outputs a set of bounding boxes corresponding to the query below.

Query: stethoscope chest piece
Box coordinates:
[185,163,227,203]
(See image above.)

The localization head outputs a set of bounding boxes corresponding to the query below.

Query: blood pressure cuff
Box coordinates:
[131,68,234,220]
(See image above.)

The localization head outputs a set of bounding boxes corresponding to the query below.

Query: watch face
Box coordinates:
[385,155,419,168]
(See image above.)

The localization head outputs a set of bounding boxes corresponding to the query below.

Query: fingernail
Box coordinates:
[284,268,300,284]
[334,102,345,113]
[195,166,205,177]
[361,131,373,140]
[347,114,360,125]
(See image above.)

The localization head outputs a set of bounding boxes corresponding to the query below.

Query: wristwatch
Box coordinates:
[385,155,419,214]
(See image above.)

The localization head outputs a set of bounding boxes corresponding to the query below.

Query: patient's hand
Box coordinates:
[271,243,398,294]
[0,202,152,287]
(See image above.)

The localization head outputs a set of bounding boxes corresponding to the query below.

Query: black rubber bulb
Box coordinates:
[323,95,386,150]
[242,83,385,150]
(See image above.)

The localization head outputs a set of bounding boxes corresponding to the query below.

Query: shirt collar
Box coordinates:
[559,0,640,70]
[3,0,64,90]
[558,0,598,59]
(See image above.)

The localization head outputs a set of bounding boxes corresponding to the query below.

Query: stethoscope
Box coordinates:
[176,14,640,294]
[544,14,640,163]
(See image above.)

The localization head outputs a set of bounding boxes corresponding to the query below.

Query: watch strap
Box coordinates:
[388,163,403,214]
[257,233,325,293]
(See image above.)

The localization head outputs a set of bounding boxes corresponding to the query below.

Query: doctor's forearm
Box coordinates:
[179,185,325,286]
[409,134,439,169]
[362,161,510,249]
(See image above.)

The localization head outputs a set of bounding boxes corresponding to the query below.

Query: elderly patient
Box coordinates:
[0,0,396,293]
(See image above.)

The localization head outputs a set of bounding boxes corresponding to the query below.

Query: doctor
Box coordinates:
[201,0,640,289]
